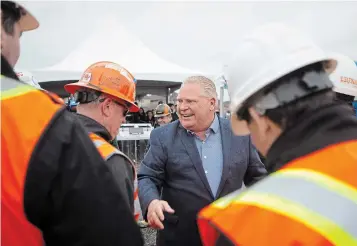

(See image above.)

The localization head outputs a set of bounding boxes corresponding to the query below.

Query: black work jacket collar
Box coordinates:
[76,114,112,142]
[266,103,357,172]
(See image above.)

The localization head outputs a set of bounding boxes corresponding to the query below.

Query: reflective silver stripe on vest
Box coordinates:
[1,76,33,90]
[92,139,131,161]
[1,76,38,101]
[93,139,105,148]
[248,170,357,239]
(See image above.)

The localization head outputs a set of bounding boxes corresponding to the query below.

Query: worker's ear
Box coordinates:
[100,97,112,117]
[248,106,282,143]
[210,98,216,111]
[248,107,270,138]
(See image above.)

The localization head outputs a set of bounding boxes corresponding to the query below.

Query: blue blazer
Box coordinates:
[138,118,267,246]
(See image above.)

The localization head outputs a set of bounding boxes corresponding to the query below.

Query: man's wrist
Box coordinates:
[145,198,160,220]
[149,199,160,207]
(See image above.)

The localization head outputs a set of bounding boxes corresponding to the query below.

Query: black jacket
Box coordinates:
[75,114,136,212]
[25,103,143,246]
[1,55,19,80]
[266,103,357,172]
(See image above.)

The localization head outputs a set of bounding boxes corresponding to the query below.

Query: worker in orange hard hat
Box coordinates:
[1,1,143,246]
[154,103,173,127]
[64,61,141,221]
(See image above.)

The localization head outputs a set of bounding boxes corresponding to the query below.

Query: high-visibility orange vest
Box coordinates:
[198,140,357,246]
[89,133,140,221]
[1,76,63,246]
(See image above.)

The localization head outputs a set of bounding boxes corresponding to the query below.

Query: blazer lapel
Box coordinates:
[216,119,232,198]
[178,125,214,198]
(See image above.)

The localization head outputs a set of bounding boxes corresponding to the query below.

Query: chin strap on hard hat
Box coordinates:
[73,90,102,104]
[237,71,333,119]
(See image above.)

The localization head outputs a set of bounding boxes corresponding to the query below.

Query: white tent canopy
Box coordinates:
[15,1,357,98]
[30,15,205,83]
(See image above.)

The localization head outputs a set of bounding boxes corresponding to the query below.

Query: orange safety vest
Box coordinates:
[198,140,357,246]
[1,76,63,246]
[89,133,140,221]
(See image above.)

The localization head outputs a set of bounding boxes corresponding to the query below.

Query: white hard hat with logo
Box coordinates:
[225,22,337,135]
[16,71,42,89]
[328,53,357,97]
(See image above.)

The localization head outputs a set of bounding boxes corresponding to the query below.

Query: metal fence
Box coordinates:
[118,140,150,166]
[117,123,153,165]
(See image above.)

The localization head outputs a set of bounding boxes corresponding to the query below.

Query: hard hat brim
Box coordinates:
[154,113,171,118]
[18,5,39,31]
[64,82,140,112]
[230,55,337,115]
[230,113,250,136]
[333,86,357,97]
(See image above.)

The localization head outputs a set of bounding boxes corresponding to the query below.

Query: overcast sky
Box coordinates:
[17,1,357,75]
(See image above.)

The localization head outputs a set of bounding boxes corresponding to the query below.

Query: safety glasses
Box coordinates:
[99,98,129,117]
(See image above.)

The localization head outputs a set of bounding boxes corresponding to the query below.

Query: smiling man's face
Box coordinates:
[177,83,215,132]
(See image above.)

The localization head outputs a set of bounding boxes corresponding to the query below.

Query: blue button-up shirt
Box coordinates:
[188,115,223,197]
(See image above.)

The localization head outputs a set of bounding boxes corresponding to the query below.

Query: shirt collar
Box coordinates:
[210,114,220,133]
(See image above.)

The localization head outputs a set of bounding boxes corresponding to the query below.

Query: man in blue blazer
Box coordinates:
[138,76,267,246]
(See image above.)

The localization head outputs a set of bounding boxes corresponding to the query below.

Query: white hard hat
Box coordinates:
[1,1,39,32]
[225,22,337,135]
[16,71,42,89]
[328,53,357,97]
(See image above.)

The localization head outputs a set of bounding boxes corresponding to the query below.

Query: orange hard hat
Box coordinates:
[64,61,139,112]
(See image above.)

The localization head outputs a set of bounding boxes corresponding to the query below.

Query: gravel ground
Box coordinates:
[131,144,157,246]
[135,182,157,246]
[141,228,157,246]
[124,141,156,246]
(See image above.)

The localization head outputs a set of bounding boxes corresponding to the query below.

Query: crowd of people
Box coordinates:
[126,102,179,127]
[2,1,357,246]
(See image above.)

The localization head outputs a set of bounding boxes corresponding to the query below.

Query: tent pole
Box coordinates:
[219,85,224,118]
[166,87,169,103]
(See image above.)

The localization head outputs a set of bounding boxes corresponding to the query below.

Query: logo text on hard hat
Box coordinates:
[81,72,92,83]
[340,76,357,86]
[104,63,134,83]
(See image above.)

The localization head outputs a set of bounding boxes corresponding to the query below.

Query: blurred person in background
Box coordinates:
[198,23,357,246]
[144,103,173,155]
[1,2,143,245]
[138,107,147,122]
[154,103,173,127]
[64,61,141,221]
[328,52,357,116]
[146,110,156,127]
[66,96,78,112]
[138,75,266,246]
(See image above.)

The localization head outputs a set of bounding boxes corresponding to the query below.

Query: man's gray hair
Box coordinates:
[182,75,217,99]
